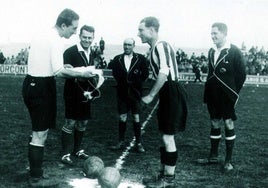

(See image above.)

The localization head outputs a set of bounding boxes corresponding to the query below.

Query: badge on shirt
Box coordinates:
[220,68,227,73]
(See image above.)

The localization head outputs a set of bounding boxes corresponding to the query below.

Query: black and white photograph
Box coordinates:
[0,0,267,187]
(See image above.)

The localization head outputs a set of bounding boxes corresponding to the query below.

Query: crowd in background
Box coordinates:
[0,47,30,65]
[175,45,268,76]
[242,45,268,75]
[1,44,268,76]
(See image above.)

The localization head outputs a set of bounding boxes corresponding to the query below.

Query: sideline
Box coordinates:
[114,100,159,170]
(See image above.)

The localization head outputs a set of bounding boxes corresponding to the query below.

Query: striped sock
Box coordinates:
[225,129,235,163]
[210,128,221,157]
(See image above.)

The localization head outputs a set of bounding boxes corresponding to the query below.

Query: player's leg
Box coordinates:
[209,119,222,161]
[111,98,128,150]
[28,130,58,187]
[119,113,127,142]
[29,130,48,178]
[61,119,76,165]
[198,83,222,164]
[144,133,177,187]
[131,97,145,152]
[222,90,237,172]
[144,82,178,187]
[162,134,177,177]
[132,114,145,153]
[223,118,235,172]
[23,76,58,187]
[110,113,127,150]
[197,120,221,164]
[73,120,89,159]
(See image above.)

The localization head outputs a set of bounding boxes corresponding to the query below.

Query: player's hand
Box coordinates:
[142,95,154,104]
[64,64,73,69]
[83,71,96,78]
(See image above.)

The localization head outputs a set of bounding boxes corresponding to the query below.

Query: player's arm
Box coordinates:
[55,67,96,78]
[142,43,169,104]
[51,44,95,78]
[142,72,167,104]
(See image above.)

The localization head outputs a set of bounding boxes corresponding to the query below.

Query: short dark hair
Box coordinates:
[56,8,79,27]
[80,25,95,35]
[212,22,228,35]
[140,16,160,32]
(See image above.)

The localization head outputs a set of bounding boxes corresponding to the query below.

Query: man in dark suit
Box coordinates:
[108,38,149,153]
[198,22,246,172]
[61,25,100,165]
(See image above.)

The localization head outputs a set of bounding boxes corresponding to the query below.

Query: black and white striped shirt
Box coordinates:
[150,40,179,81]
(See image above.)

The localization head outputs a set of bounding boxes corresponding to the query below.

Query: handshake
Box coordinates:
[64,64,102,78]
[64,64,104,89]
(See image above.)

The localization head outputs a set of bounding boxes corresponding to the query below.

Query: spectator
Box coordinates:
[99,37,105,54]
[0,50,6,64]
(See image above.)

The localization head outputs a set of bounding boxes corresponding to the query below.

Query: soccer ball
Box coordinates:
[98,167,121,188]
[83,156,105,179]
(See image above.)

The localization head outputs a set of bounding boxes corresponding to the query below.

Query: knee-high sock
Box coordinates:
[133,122,141,143]
[73,130,84,153]
[225,129,235,163]
[210,128,221,157]
[61,131,72,155]
[159,147,166,173]
[29,144,44,178]
[118,121,126,141]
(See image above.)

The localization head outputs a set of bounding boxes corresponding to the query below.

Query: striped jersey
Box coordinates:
[150,40,179,81]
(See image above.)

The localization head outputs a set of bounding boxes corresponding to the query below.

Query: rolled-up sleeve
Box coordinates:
[155,44,170,76]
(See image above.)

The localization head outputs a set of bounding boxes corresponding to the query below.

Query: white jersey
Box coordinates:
[27,27,65,77]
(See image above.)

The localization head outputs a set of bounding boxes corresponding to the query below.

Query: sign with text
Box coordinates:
[0,66,268,85]
[0,65,28,75]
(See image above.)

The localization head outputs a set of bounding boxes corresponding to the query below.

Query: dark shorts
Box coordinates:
[157,81,187,135]
[64,98,91,120]
[206,83,237,120]
[22,75,56,131]
[64,79,95,120]
[117,95,140,115]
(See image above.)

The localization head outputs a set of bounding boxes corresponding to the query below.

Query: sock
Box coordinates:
[225,129,235,163]
[210,128,221,157]
[61,131,72,155]
[159,147,166,173]
[28,144,44,178]
[164,151,178,176]
[118,121,126,142]
[165,151,178,167]
[73,130,84,153]
[133,122,141,143]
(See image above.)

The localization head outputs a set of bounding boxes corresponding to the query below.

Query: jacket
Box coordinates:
[108,52,149,100]
[204,44,246,106]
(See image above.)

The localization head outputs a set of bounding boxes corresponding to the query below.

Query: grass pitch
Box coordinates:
[0,75,267,188]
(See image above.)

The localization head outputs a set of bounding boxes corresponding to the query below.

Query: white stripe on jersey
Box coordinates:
[150,41,179,81]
